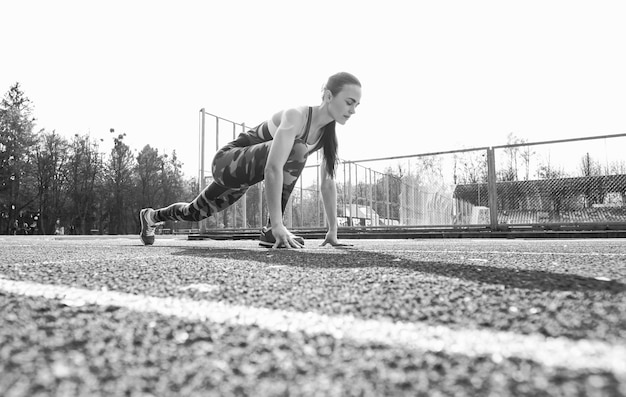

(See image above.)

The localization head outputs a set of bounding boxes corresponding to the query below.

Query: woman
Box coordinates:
[140,72,361,248]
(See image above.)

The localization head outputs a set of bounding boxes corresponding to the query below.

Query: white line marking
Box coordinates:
[178,283,220,293]
[1,278,624,375]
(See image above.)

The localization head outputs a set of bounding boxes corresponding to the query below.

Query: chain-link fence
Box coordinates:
[490,135,626,227]
[197,109,626,232]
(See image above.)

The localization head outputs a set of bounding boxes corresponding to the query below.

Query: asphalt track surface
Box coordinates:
[1,236,625,396]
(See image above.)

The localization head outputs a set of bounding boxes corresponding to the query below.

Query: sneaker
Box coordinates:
[259,227,304,248]
[139,208,156,245]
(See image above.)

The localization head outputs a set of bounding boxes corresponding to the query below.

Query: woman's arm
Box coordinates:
[320,160,352,247]
[320,160,338,232]
[264,108,303,248]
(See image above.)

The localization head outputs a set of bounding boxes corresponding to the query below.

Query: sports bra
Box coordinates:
[256,107,323,153]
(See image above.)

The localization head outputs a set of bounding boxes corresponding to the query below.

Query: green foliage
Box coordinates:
[0,83,38,233]
[35,130,70,234]
[453,151,488,185]
[0,83,193,235]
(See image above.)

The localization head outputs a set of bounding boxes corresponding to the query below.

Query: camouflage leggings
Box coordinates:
[153,132,309,223]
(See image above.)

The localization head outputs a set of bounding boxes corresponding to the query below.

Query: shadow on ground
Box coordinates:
[170,247,626,294]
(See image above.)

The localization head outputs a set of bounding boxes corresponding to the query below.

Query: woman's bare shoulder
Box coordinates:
[271,106,307,127]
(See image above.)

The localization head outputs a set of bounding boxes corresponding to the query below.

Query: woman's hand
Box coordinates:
[320,229,353,248]
[271,224,303,249]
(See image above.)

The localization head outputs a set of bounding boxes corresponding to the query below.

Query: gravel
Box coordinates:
[1,236,625,396]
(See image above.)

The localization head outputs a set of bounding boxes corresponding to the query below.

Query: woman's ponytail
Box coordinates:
[320,72,361,179]
[321,121,338,178]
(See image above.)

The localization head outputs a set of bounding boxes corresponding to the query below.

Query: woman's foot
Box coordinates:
[139,208,157,245]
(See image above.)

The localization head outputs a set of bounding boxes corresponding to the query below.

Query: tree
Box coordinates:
[413,156,445,189]
[453,151,487,184]
[106,129,135,234]
[67,134,103,234]
[373,165,405,222]
[536,153,567,179]
[498,133,532,182]
[579,153,606,207]
[519,144,534,181]
[298,182,322,227]
[607,160,626,175]
[579,152,602,177]
[0,83,203,234]
[244,183,263,228]
[35,131,70,234]
[0,83,38,233]
[161,151,197,230]
[135,145,163,209]
[160,150,185,207]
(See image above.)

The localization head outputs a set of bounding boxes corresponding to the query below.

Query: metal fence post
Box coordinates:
[199,109,206,234]
[385,174,390,223]
[355,164,359,216]
[487,147,499,231]
[241,123,247,227]
[368,169,373,225]
[318,158,324,228]
[317,161,321,226]
[348,162,353,226]
[230,122,237,228]
[258,183,264,228]
[299,174,303,227]
[286,196,293,228]
[342,162,347,225]
[214,116,222,228]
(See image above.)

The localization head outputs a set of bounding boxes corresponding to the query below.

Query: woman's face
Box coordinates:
[328,84,361,125]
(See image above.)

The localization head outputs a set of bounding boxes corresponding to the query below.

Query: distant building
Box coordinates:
[453,174,626,224]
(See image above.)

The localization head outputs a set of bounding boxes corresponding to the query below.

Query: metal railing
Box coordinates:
[198,109,626,232]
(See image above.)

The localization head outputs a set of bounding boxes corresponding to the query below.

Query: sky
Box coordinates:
[2,0,626,178]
